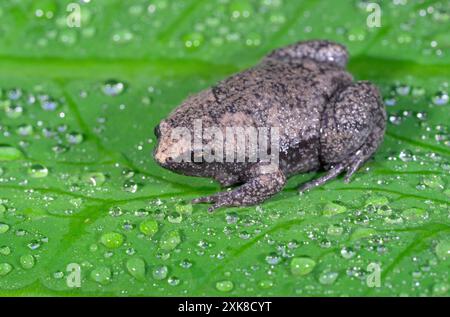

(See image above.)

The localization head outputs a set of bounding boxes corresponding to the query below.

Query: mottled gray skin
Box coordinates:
[154,40,386,211]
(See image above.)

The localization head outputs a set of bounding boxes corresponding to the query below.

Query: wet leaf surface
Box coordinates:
[0,0,449,296]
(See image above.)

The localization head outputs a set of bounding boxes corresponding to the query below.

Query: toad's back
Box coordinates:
[208,58,353,172]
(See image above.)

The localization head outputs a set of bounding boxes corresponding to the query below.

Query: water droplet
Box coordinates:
[351,228,377,241]
[100,232,124,249]
[53,271,64,279]
[20,254,35,269]
[90,266,111,284]
[112,30,134,44]
[27,240,41,250]
[159,230,181,251]
[435,240,450,260]
[340,247,356,259]
[327,225,344,236]
[323,202,347,216]
[17,124,34,136]
[175,202,193,215]
[402,208,428,222]
[422,176,445,190]
[102,80,126,96]
[179,259,193,269]
[0,145,24,161]
[152,265,168,280]
[167,211,182,223]
[225,212,239,224]
[5,104,23,118]
[0,246,11,256]
[0,263,13,276]
[81,172,106,186]
[66,132,84,145]
[290,257,316,276]
[123,180,139,193]
[259,280,273,289]
[0,223,10,234]
[399,149,415,162]
[167,276,180,286]
[318,271,338,285]
[432,282,449,295]
[265,252,281,265]
[126,257,146,281]
[432,91,449,105]
[229,0,253,19]
[216,280,234,292]
[139,219,159,237]
[40,97,59,111]
[28,164,49,178]
[182,32,204,50]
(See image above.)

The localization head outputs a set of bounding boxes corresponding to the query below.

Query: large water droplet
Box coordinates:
[28,164,49,178]
[216,280,234,292]
[290,257,316,276]
[90,266,111,284]
[20,254,35,269]
[435,240,450,260]
[0,223,10,234]
[152,265,168,280]
[323,202,347,216]
[126,257,146,281]
[100,232,124,249]
[0,263,13,276]
[159,230,181,251]
[102,80,126,96]
[0,145,24,161]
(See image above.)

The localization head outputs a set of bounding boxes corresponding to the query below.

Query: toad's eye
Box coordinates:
[154,124,161,139]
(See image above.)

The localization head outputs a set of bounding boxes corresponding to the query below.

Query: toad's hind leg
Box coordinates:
[193,165,286,212]
[298,81,386,192]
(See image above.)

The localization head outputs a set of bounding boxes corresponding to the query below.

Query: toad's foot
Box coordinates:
[192,167,286,212]
[298,137,381,193]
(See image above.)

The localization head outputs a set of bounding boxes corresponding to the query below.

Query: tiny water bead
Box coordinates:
[182,32,204,50]
[215,280,234,292]
[90,266,112,285]
[327,225,344,236]
[27,164,49,178]
[290,257,316,276]
[66,132,84,145]
[102,80,126,96]
[0,145,23,161]
[139,219,158,237]
[81,172,106,186]
[265,252,281,265]
[0,263,13,276]
[123,180,139,193]
[126,257,146,281]
[100,232,124,249]
[159,230,181,251]
[167,276,180,286]
[20,254,35,269]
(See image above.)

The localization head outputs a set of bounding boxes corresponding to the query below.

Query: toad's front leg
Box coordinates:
[192,166,286,212]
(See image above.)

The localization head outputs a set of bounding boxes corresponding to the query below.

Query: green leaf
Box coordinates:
[0,0,449,296]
